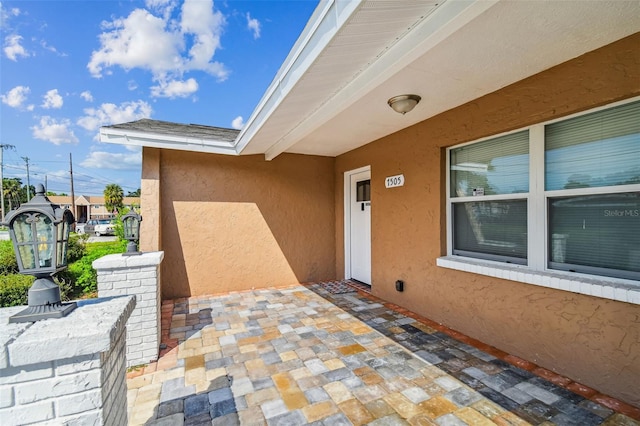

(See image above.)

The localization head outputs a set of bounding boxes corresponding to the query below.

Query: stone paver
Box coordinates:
[127,283,640,425]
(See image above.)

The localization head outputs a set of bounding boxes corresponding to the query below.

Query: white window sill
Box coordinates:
[436,256,640,305]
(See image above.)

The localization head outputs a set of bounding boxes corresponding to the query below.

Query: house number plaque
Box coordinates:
[385,174,405,188]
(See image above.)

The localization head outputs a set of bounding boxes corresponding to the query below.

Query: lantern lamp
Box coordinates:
[121,211,142,255]
[3,184,77,323]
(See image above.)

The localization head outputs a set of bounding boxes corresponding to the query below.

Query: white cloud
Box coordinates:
[1,7,21,32]
[1,6,21,21]
[180,0,226,76]
[80,150,142,170]
[31,116,79,145]
[124,144,142,153]
[87,0,228,88]
[128,80,138,91]
[42,89,63,109]
[150,77,198,98]
[88,9,182,78]
[145,0,177,20]
[231,116,244,130]
[246,13,261,39]
[4,34,29,61]
[77,100,153,131]
[81,91,94,102]
[1,85,31,109]
[40,39,66,57]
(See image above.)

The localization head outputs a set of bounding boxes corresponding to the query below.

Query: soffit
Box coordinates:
[239,0,640,159]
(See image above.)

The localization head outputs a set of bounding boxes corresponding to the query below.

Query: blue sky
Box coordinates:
[1,0,318,195]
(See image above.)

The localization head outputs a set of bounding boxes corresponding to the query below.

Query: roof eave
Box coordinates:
[99,127,239,156]
[234,0,363,158]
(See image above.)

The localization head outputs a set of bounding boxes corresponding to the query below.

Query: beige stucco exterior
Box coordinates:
[334,33,640,407]
[141,150,335,299]
[140,34,639,406]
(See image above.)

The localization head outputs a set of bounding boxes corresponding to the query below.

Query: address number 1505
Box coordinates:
[385,174,405,188]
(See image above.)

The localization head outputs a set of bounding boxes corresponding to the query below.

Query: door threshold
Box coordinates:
[346,279,371,293]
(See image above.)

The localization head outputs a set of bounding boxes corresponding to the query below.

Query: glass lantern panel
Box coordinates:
[123,218,132,237]
[13,213,34,244]
[18,245,36,270]
[57,221,66,267]
[34,213,54,268]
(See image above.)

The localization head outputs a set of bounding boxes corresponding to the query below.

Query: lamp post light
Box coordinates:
[2,184,76,323]
[121,211,142,255]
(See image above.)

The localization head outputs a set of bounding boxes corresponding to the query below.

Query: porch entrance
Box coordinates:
[345,167,371,286]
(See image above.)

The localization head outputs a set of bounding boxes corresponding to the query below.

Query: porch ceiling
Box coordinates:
[237,0,640,160]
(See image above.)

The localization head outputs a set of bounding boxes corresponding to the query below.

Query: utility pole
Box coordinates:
[0,144,16,222]
[69,153,76,221]
[22,156,31,201]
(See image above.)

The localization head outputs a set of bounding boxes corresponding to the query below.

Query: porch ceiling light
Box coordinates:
[387,94,421,115]
[3,184,77,323]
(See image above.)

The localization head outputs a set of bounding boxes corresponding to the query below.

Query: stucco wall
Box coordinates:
[148,151,335,299]
[140,147,162,253]
[335,33,640,406]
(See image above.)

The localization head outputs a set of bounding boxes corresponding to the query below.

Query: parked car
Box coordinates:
[82,219,116,236]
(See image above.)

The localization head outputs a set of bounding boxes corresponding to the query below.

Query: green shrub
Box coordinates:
[67,233,88,263]
[59,240,126,297]
[0,274,34,307]
[0,240,18,275]
[0,275,73,308]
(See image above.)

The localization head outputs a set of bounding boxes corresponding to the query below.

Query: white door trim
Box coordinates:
[344,165,371,281]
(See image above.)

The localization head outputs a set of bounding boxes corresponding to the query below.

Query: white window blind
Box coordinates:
[451,131,529,197]
[545,101,640,191]
[545,100,640,280]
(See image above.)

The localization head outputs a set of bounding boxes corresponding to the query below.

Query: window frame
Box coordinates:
[441,97,640,304]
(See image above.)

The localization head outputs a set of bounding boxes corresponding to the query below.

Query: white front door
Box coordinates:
[349,169,371,285]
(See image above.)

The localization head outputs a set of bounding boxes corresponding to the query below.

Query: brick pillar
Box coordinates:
[93,251,164,367]
[0,296,135,425]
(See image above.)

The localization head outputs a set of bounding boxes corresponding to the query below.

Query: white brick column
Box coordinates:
[0,296,135,425]
[93,251,164,368]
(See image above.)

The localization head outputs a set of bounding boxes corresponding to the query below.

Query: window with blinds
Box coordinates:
[450,131,529,263]
[447,98,640,282]
[545,100,640,280]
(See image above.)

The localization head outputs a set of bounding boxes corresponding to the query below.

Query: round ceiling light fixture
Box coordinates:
[387,94,421,115]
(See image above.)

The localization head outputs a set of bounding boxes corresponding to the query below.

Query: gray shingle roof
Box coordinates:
[104,119,240,143]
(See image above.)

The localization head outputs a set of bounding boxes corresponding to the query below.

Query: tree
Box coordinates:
[19,184,35,204]
[127,188,141,197]
[3,178,23,212]
[104,184,124,214]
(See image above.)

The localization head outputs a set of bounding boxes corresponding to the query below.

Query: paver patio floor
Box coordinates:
[126,282,640,426]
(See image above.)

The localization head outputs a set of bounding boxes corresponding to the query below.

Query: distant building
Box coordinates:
[47,195,140,223]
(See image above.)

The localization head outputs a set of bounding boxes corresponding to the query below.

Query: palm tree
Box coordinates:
[3,178,23,212]
[104,184,124,214]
